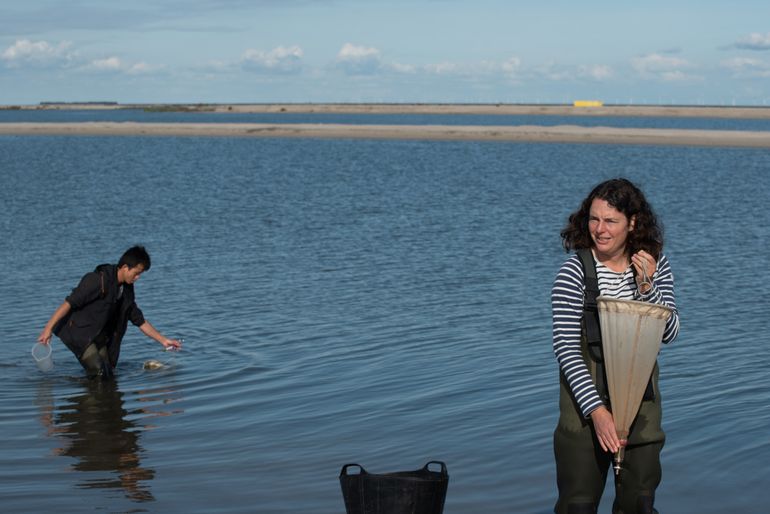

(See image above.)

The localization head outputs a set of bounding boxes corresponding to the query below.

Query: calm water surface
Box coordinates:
[1,132,769,513]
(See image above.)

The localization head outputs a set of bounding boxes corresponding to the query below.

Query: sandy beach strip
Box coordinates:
[7,103,770,119]
[1,122,770,148]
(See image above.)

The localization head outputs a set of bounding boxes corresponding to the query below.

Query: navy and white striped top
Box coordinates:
[552,252,680,418]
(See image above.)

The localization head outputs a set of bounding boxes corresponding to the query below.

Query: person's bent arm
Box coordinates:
[138,321,182,350]
[553,256,604,417]
[38,301,71,344]
[632,254,679,344]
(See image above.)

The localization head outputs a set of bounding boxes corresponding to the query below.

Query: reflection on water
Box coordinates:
[37,378,181,504]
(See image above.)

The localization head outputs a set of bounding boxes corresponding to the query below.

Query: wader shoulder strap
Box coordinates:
[577,249,602,358]
[577,248,609,403]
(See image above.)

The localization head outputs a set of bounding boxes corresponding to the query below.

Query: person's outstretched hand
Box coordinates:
[37,328,52,345]
[162,338,183,351]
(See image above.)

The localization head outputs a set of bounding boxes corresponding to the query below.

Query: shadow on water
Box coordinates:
[37,378,159,504]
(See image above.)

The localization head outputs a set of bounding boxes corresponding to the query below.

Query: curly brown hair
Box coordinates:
[560,178,663,259]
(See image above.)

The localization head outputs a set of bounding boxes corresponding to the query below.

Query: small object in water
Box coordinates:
[143,359,165,370]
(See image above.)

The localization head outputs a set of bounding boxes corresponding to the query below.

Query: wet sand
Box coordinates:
[1,121,770,147]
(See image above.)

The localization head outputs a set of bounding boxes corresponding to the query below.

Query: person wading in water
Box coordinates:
[551,178,679,513]
[38,246,182,379]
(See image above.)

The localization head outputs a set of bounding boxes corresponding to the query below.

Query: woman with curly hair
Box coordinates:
[552,178,679,514]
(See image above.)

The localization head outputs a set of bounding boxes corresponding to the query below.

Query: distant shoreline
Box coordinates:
[2,121,770,148]
[3,102,770,119]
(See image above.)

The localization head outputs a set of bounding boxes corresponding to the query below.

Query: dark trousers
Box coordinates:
[554,423,662,513]
[554,377,664,514]
[79,343,114,380]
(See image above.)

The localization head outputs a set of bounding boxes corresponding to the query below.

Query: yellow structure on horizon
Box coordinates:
[573,100,604,107]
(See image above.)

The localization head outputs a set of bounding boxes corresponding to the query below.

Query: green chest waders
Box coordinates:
[554,250,665,514]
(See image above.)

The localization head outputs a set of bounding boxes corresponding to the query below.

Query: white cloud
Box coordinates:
[722,57,770,77]
[659,70,687,82]
[578,64,613,81]
[632,53,694,81]
[338,43,379,61]
[535,61,573,81]
[424,57,521,77]
[722,57,762,71]
[319,49,602,87]
[387,61,415,74]
[501,57,522,74]
[335,43,381,74]
[2,39,162,76]
[734,32,770,51]
[193,60,234,75]
[1,39,75,68]
[81,56,162,75]
[89,56,123,71]
[424,61,461,75]
[127,61,159,75]
[242,45,303,73]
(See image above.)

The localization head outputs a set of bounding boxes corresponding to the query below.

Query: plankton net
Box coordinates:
[597,297,673,475]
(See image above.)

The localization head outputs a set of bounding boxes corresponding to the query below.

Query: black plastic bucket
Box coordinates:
[339,461,448,514]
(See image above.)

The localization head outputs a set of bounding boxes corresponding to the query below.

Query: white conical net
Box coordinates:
[597,297,672,441]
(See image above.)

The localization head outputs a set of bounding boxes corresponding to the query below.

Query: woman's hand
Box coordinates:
[590,405,622,453]
[631,250,657,294]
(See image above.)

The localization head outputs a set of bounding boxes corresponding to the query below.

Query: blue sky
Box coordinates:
[2,0,769,105]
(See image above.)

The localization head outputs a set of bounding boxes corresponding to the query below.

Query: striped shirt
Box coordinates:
[552,252,680,418]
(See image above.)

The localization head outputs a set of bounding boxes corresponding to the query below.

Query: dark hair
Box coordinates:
[118,245,151,271]
[560,178,663,259]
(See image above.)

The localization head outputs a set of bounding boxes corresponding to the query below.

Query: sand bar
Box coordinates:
[1,122,770,148]
[5,103,770,119]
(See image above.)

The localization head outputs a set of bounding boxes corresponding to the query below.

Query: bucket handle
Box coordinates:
[423,461,448,476]
[340,463,367,476]
[340,461,447,476]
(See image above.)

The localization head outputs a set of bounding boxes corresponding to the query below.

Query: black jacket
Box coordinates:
[54,264,145,366]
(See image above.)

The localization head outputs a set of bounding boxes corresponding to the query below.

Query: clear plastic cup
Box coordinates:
[32,342,54,372]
